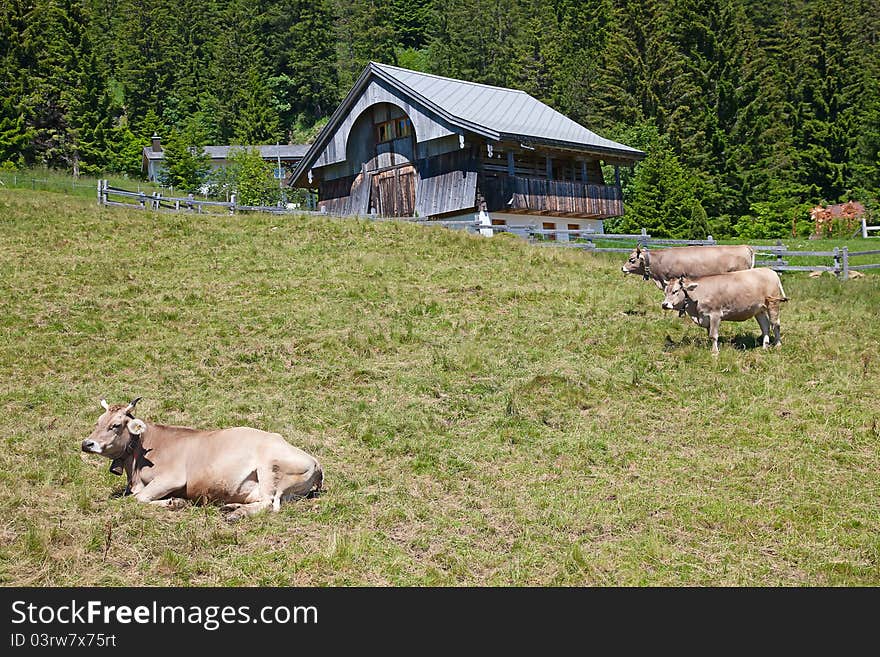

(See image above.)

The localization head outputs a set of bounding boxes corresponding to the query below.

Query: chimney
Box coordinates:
[151,134,161,153]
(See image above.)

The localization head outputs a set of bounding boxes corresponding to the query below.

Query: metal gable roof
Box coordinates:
[371,63,644,157]
[291,62,644,185]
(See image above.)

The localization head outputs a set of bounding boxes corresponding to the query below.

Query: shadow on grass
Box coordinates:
[108,485,326,501]
[109,485,129,499]
[663,333,765,351]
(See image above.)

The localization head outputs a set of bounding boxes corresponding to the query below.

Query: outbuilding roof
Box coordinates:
[142,144,310,162]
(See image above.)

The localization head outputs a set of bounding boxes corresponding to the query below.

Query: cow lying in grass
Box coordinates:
[82,398,323,522]
[660,268,789,354]
[622,244,756,289]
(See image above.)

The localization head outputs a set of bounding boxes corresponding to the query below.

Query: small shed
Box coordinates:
[289,62,645,237]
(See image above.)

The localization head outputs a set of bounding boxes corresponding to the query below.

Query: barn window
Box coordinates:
[543,221,557,241]
[396,118,412,138]
[377,121,395,143]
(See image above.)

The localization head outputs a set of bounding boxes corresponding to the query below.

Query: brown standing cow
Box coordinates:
[660,268,789,354]
[622,244,755,289]
[82,398,323,521]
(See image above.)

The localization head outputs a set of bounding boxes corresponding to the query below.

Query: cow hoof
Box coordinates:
[167,498,187,510]
[219,503,241,513]
[222,509,246,523]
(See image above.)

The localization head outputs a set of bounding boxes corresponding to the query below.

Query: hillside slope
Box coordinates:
[1,190,878,585]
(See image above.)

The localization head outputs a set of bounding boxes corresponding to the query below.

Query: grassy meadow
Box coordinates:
[1,189,879,586]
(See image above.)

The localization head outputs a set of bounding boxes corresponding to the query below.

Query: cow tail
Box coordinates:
[748,245,756,269]
[776,276,788,302]
[313,462,324,493]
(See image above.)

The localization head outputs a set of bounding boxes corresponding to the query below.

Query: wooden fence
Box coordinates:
[459,223,880,281]
[97,181,877,280]
[861,215,880,238]
[97,180,316,214]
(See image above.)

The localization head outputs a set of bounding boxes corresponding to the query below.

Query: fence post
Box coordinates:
[832,246,839,276]
[96,179,102,205]
[707,234,715,245]
[139,192,146,210]
[842,246,849,281]
[230,193,236,215]
[863,216,869,239]
[775,239,784,268]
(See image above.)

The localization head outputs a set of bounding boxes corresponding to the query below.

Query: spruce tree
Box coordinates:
[158,121,209,192]
[267,0,339,130]
[686,199,710,240]
[334,0,398,94]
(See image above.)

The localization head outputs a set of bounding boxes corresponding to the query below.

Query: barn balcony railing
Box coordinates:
[481,175,624,217]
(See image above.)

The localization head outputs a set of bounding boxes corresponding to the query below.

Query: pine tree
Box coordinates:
[617,125,700,238]
[67,41,114,176]
[158,121,210,192]
[112,0,173,126]
[267,0,339,130]
[233,69,283,144]
[591,0,684,137]
[108,117,145,178]
[387,0,433,50]
[205,0,275,142]
[664,0,752,220]
[427,0,519,87]
[0,1,35,167]
[686,199,710,240]
[21,0,91,168]
[511,0,560,103]
[334,0,398,94]
[551,0,614,126]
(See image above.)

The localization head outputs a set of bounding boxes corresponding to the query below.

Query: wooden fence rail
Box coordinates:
[97,181,877,280]
[861,215,880,238]
[469,224,878,280]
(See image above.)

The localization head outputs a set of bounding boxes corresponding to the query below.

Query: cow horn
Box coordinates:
[125,397,143,413]
[100,399,109,411]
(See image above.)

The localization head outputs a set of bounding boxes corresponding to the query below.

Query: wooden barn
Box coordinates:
[289,62,645,237]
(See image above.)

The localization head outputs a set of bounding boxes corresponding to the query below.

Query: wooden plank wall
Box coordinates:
[481,175,623,217]
[318,172,371,215]
[414,150,478,218]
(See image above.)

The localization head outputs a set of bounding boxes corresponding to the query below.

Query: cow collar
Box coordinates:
[108,420,144,476]
[677,279,697,317]
[640,248,651,280]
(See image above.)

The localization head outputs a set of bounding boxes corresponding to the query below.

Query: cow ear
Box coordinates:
[127,419,146,436]
[686,282,699,291]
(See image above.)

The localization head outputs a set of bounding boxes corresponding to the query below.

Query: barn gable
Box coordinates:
[290,62,645,230]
